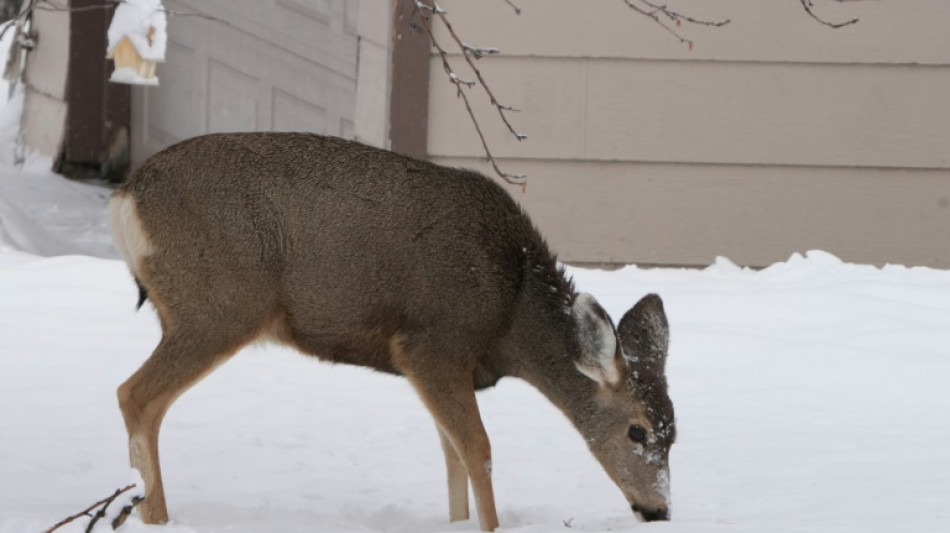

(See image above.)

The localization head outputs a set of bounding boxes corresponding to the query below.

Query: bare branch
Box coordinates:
[622,0,731,50]
[502,0,521,15]
[799,0,860,28]
[640,0,731,27]
[42,484,139,533]
[418,10,526,187]
[434,9,527,142]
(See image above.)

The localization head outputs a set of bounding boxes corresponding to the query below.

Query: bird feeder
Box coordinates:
[106,0,167,86]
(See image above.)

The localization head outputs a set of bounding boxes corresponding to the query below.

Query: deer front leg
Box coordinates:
[117,322,250,523]
[438,426,470,522]
[403,368,499,531]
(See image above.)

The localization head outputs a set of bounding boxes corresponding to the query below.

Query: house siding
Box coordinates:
[425,0,950,267]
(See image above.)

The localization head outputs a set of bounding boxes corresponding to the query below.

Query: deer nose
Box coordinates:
[632,504,670,522]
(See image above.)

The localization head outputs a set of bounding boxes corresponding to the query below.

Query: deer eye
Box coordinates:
[627,425,647,443]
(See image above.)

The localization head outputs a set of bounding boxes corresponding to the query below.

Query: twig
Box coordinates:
[412,0,445,15]
[622,0,731,50]
[418,11,526,187]
[42,484,137,533]
[502,0,521,15]
[641,0,731,27]
[434,9,527,142]
[799,0,859,28]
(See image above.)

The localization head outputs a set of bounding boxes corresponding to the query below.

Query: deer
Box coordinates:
[108,132,676,531]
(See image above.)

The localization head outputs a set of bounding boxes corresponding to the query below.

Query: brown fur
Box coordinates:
[110,133,675,531]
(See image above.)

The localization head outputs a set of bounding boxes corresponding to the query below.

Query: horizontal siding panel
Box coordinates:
[428,57,950,169]
[433,0,950,65]
[430,157,950,269]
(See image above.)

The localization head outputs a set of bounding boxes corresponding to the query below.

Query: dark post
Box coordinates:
[389,0,431,160]
[63,0,130,182]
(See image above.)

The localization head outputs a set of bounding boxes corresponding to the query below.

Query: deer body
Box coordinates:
[110,133,675,531]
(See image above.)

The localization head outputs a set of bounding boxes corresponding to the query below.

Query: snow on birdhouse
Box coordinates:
[106,0,167,86]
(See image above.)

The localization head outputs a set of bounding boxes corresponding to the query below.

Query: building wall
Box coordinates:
[131,0,372,163]
[426,0,950,267]
[20,7,69,160]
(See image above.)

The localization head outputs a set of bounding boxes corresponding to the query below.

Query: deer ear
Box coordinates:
[617,293,669,373]
[572,293,622,387]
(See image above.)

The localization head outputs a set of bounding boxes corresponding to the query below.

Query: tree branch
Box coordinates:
[414,0,526,186]
[434,8,526,142]
[42,484,138,533]
[799,0,860,28]
[622,0,731,50]
[416,8,526,187]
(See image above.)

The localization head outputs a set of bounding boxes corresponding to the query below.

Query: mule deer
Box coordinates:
[109,133,676,531]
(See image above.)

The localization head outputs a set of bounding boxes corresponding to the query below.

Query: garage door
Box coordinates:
[131,0,358,164]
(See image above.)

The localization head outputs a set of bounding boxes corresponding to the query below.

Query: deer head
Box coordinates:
[572,293,674,521]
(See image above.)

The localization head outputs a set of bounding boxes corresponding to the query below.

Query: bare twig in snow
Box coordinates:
[42,484,139,533]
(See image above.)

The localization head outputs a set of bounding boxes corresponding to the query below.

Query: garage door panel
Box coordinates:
[272,88,327,133]
[132,0,359,164]
[208,60,260,133]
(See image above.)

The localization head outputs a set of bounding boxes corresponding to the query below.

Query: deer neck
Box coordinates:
[504,271,602,430]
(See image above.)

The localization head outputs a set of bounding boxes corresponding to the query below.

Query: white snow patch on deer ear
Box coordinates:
[572,293,621,387]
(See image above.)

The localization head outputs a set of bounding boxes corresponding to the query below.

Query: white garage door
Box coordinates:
[131,0,359,164]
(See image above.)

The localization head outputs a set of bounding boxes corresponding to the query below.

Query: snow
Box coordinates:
[109,67,160,87]
[0,166,115,257]
[107,0,167,62]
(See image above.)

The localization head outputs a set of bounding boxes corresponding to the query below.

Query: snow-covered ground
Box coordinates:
[2,162,950,533]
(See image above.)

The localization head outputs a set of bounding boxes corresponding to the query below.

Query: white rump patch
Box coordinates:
[572,293,620,386]
[109,193,153,275]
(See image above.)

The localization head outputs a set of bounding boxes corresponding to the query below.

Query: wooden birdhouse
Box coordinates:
[106,0,167,86]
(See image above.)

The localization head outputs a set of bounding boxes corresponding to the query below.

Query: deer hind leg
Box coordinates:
[438,426,470,522]
[400,357,499,532]
[117,323,258,524]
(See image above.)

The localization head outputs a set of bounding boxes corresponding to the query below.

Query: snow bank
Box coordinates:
[0,167,116,258]
[2,249,950,533]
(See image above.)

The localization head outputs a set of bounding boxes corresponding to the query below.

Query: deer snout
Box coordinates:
[632,504,670,522]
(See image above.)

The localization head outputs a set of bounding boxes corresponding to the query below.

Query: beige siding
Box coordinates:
[426,0,950,268]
